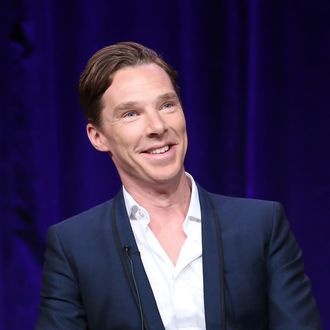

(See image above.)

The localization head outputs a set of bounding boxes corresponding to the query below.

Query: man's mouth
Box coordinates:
[147,145,170,154]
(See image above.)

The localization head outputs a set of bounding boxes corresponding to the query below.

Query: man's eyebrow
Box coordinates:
[113,101,139,113]
[157,92,179,102]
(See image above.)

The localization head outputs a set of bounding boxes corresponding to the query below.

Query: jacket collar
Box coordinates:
[112,189,164,329]
[198,185,225,329]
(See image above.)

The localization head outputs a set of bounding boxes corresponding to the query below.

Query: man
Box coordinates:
[36,42,322,329]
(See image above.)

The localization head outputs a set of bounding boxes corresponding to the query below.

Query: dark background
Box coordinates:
[1,1,329,329]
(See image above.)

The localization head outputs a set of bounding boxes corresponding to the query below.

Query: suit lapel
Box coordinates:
[198,186,224,329]
[112,191,165,330]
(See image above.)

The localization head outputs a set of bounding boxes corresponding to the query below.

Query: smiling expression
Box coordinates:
[87,63,188,189]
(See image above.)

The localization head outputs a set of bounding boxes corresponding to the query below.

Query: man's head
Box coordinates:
[79,41,180,127]
[80,42,187,189]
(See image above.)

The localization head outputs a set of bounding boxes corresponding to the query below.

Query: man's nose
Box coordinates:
[145,110,168,137]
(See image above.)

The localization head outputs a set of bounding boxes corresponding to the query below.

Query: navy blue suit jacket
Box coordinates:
[36,186,322,329]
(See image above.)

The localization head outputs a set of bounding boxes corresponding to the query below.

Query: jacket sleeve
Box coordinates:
[35,226,87,330]
[267,202,322,329]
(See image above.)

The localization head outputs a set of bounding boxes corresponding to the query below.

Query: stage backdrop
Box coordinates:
[1,0,329,329]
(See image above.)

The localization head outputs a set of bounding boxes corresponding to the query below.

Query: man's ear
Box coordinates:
[86,123,111,152]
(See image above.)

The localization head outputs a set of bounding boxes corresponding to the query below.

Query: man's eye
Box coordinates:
[123,111,137,118]
[161,102,174,110]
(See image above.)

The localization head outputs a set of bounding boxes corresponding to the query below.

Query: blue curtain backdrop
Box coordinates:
[1,0,329,329]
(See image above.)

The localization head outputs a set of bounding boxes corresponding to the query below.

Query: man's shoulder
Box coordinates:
[200,188,285,228]
[199,185,281,211]
[43,196,123,266]
[208,191,281,210]
[202,190,288,247]
[50,198,116,234]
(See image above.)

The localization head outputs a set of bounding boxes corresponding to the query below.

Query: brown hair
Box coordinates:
[79,41,180,126]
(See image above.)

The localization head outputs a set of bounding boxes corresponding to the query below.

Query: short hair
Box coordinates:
[79,41,180,126]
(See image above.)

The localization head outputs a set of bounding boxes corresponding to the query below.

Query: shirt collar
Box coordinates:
[122,172,201,224]
[184,172,201,222]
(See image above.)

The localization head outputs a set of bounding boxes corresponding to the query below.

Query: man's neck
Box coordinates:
[122,170,191,221]
[123,170,192,265]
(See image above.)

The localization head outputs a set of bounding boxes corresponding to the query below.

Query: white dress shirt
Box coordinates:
[123,174,206,330]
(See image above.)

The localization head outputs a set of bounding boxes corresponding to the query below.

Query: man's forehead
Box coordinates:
[103,64,177,107]
[110,63,171,85]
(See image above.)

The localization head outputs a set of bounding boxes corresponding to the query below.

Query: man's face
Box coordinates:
[87,63,188,188]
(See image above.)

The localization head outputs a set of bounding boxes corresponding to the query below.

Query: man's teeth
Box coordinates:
[148,145,170,154]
